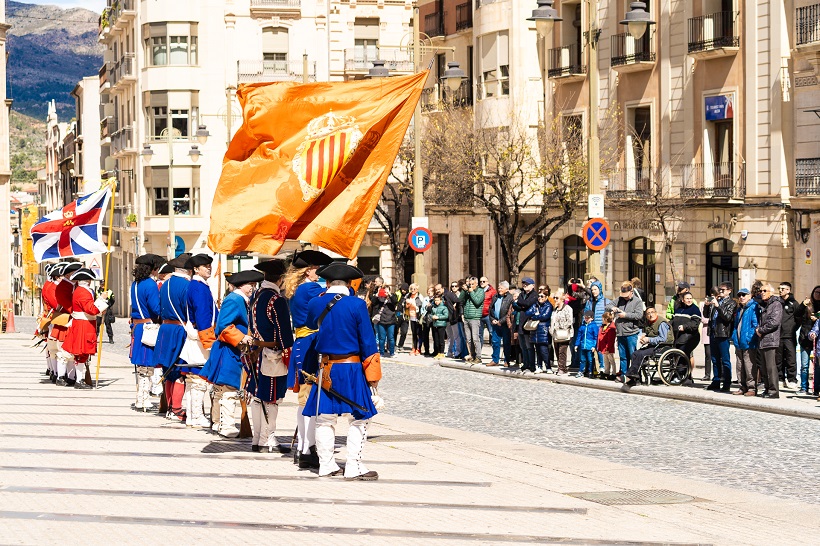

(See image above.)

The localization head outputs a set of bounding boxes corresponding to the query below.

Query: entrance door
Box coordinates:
[705,238,738,291]
[563,235,587,284]
[628,237,655,305]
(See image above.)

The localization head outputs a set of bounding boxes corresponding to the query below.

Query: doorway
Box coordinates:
[705,238,738,291]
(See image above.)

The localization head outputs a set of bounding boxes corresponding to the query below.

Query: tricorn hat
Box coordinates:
[185,253,213,269]
[292,250,333,268]
[70,268,98,282]
[254,259,287,280]
[62,262,83,277]
[226,270,264,287]
[167,253,193,269]
[136,253,167,270]
[316,263,363,282]
[157,263,174,275]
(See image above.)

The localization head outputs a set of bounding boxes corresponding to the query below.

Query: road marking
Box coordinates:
[448,390,503,401]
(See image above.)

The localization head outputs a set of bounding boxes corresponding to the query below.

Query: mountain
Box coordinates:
[6,0,104,119]
[9,110,46,186]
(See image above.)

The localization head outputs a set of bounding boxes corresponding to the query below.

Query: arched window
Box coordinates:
[629,237,655,305]
[564,235,587,283]
[706,238,738,292]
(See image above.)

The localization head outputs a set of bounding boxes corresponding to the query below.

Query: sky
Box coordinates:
[24,1,106,12]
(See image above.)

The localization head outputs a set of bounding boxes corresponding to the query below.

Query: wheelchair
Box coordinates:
[637,345,691,386]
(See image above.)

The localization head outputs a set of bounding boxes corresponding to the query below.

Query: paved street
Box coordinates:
[3,326,820,544]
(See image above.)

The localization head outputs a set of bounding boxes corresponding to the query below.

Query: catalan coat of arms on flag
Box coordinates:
[292,112,363,202]
[30,184,113,263]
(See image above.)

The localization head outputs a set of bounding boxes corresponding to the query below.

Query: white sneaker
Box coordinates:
[188,415,211,428]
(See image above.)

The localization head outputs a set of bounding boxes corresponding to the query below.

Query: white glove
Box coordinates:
[93,298,110,313]
[370,386,385,411]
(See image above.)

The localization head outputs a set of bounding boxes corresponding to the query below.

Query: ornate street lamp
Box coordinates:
[620,1,655,40]
[527,0,562,38]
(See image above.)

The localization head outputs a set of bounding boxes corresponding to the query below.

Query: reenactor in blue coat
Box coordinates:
[200,269,264,437]
[130,254,164,411]
[303,263,382,480]
[282,249,332,468]
[246,259,294,452]
[183,254,218,428]
[152,253,192,421]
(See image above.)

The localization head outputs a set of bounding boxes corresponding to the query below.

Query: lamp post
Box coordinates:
[530,0,652,282]
[141,124,209,260]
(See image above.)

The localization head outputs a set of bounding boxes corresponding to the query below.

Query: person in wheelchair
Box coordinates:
[622,307,673,386]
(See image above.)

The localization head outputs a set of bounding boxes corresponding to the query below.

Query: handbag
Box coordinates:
[523,318,539,331]
[553,327,572,342]
[133,285,159,347]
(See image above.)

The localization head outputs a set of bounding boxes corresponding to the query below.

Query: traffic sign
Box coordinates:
[582,218,611,251]
[408,227,433,253]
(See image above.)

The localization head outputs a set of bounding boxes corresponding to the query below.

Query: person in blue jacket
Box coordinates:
[130,253,164,411]
[525,290,553,374]
[584,280,611,373]
[303,262,382,480]
[732,287,760,395]
[246,259,294,453]
[200,269,264,437]
[282,249,332,468]
[183,253,218,428]
[152,252,192,421]
[575,310,600,377]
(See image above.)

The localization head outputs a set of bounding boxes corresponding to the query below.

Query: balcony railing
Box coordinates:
[456,3,473,31]
[425,13,444,37]
[250,0,301,8]
[548,43,585,78]
[100,116,117,140]
[796,158,820,196]
[343,47,414,73]
[237,59,317,83]
[111,52,135,86]
[606,168,652,199]
[797,4,820,46]
[688,11,739,53]
[109,0,135,26]
[111,127,135,155]
[681,161,745,200]
[611,32,655,67]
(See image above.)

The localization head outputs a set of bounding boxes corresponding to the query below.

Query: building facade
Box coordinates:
[0,5,11,304]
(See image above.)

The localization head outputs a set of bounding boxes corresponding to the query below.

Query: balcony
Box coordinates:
[110,0,135,30]
[100,116,117,142]
[548,44,585,82]
[456,3,473,31]
[111,52,135,90]
[797,4,820,51]
[688,11,740,58]
[111,126,136,156]
[237,59,317,84]
[343,47,414,74]
[249,0,301,18]
[796,158,820,196]
[611,32,655,72]
[606,168,652,200]
[425,13,444,37]
[681,162,745,200]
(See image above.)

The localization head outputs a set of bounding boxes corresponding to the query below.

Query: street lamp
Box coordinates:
[442,61,466,93]
[141,125,209,259]
[619,2,654,40]
[367,60,390,79]
[527,0,562,38]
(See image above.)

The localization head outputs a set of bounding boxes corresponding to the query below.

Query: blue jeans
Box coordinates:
[710,336,731,386]
[490,323,511,364]
[519,332,535,371]
[799,344,811,391]
[376,323,395,356]
[617,334,638,375]
[480,316,492,348]
[579,349,595,375]
[457,322,469,358]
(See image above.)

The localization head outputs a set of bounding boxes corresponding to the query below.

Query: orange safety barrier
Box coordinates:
[0,300,15,334]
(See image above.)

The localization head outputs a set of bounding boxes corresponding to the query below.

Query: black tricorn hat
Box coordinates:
[168,253,193,269]
[292,250,333,268]
[158,263,174,275]
[62,262,83,276]
[185,253,213,269]
[70,268,98,282]
[254,259,287,279]
[316,263,363,282]
[136,253,167,270]
[226,270,264,287]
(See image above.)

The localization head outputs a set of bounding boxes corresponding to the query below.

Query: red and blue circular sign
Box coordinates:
[582,218,611,251]
[408,227,433,253]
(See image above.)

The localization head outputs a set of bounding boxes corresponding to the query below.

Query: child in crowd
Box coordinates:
[430,295,449,359]
[575,310,599,378]
[598,311,617,380]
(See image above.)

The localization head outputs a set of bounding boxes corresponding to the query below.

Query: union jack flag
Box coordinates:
[31,185,112,263]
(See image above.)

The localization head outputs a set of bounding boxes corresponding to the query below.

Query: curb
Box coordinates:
[428,358,820,421]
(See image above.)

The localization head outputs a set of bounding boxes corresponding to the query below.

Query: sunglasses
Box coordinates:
[761,289,771,293]
[480,280,488,284]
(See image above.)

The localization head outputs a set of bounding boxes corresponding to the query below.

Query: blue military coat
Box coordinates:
[152,274,190,381]
[183,276,218,374]
[199,291,248,389]
[245,282,294,402]
[286,281,324,390]
[302,287,379,420]
[130,278,160,366]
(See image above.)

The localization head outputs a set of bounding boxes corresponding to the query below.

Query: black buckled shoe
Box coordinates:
[298,446,320,469]
[251,445,261,452]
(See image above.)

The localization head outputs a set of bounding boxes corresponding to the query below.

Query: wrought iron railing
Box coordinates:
[681,161,745,199]
[456,3,473,31]
[606,168,652,199]
[797,4,820,46]
[611,32,655,66]
[425,13,444,37]
[250,0,301,7]
[796,158,820,195]
[688,11,739,53]
[548,43,585,78]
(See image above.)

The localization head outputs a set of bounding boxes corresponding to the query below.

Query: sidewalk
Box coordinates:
[1,332,818,544]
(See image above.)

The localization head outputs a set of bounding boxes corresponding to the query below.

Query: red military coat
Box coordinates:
[49,279,74,342]
[62,285,105,357]
[39,280,57,335]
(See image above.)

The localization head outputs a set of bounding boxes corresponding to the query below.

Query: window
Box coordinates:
[467,235,484,278]
[626,106,651,191]
[144,92,199,140]
[478,31,509,99]
[151,107,168,137]
[144,166,201,216]
[629,237,655,305]
[354,18,379,61]
[171,109,189,137]
[143,23,198,66]
[436,234,450,285]
[262,27,289,71]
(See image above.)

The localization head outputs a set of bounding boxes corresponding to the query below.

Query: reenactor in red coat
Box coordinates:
[53,262,82,386]
[39,264,60,382]
[62,268,112,388]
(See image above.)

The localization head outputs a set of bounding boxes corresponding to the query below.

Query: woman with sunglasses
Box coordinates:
[525,289,553,374]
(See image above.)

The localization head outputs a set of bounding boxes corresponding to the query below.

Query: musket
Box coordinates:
[240,341,268,423]
[301,369,367,412]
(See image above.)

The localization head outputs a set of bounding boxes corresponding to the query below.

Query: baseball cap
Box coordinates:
[522,277,535,285]
[583,310,594,319]
[677,282,690,291]
[736,287,750,296]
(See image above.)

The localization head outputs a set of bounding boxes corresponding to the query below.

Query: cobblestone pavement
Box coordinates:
[3,331,820,544]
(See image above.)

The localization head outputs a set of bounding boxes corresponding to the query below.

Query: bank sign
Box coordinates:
[705,94,734,121]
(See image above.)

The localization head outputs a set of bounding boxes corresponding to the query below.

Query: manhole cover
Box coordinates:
[566,489,696,506]
[369,434,447,443]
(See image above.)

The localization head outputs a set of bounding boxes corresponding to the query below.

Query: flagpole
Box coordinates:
[95,178,117,388]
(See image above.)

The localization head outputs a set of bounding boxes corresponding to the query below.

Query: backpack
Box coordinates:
[444,298,458,325]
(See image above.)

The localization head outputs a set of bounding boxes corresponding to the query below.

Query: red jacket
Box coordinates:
[62,285,105,357]
[49,279,75,342]
[481,284,497,317]
[597,323,616,353]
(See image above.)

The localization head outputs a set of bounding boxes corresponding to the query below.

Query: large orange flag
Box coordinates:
[208,72,428,258]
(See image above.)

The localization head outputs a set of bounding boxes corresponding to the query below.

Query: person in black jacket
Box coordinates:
[487,281,514,366]
[512,278,539,371]
[776,282,804,389]
[707,281,737,392]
